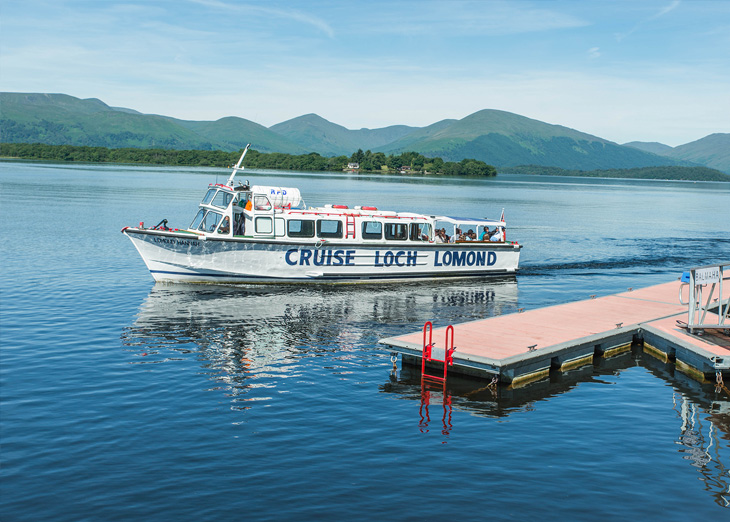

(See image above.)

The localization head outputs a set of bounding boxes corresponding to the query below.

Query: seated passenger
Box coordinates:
[481,227,490,241]
[489,226,504,242]
[218,217,230,234]
[465,229,475,241]
[434,229,445,243]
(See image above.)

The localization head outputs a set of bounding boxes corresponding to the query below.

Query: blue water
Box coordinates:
[1,161,729,520]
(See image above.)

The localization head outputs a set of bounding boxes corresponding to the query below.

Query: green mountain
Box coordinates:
[624,134,730,174]
[665,133,730,174]
[377,109,681,170]
[2,92,726,172]
[0,93,304,153]
[269,113,415,156]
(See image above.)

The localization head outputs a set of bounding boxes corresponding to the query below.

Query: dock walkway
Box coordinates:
[381,279,730,387]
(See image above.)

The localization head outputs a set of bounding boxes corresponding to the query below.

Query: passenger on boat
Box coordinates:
[490,227,504,242]
[481,227,490,241]
[234,213,245,235]
[218,217,230,234]
[238,193,251,209]
[465,229,475,241]
[450,228,461,243]
[434,228,446,243]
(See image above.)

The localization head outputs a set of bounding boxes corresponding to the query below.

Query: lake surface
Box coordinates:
[1,161,729,520]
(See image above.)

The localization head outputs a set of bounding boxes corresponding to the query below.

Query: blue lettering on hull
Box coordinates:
[434,250,496,267]
[284,248,498,268]
[286,249,420,267]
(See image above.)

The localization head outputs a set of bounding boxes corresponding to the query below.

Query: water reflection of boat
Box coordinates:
[381,343,730,507]
[121,278,519,409]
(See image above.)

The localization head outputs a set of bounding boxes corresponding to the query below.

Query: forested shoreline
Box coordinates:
[2,142,727,181]
[0,143,497,177]
[501,164,730,182]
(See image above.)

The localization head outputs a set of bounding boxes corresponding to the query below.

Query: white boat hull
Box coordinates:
[124,228,522,284]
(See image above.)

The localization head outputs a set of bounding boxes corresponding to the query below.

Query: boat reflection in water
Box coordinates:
[382,344,730,507]
[121,277,519,409]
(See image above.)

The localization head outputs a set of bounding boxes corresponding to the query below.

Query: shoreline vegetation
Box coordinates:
[501,164,730,182]
[1,142,728,181]
[0,143,496,177]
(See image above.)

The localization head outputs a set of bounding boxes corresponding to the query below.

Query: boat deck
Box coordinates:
[380,280,730,386]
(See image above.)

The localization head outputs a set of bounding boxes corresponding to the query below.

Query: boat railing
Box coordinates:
[678,262,730,334]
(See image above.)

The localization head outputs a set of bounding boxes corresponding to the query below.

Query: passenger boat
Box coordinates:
[122,145,522,284]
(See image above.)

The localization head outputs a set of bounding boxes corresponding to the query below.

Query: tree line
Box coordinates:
[0,143,498,177]
[501,164,730,182]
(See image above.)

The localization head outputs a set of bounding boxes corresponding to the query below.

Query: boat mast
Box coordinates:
[226,143,251,187]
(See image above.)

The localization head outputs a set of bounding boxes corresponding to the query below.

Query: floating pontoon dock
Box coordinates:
[381,263,730,387]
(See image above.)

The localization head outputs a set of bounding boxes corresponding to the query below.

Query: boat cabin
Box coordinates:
[187,183,506,244]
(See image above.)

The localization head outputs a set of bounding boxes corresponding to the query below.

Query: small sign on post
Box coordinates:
[695,266,720,285]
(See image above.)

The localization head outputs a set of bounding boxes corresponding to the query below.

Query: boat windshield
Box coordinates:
[202,189,217,205]
[198,211,222,232]
[190,209,206,230]
[211,190,233,209]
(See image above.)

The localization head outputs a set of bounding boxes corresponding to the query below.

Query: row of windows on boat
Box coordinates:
[190,209,435,240]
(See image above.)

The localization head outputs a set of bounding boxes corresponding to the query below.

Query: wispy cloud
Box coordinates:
[651,0,681,20]
[188,0,335,38]
[356,0,589,36]
[616,0,681,42]
[587,47,601,60]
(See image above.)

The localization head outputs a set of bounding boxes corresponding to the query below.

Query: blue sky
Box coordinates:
[1,0,728,146]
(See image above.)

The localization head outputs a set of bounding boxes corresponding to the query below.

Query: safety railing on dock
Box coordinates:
[679,262,730,334]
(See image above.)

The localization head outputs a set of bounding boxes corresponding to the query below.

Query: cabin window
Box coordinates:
[236,193,251,209]
[199,211,222,232]
[317,220,343,239]
[384,222,408,240]
[410,223,432,241]
[202,189,217,205]
[255,217,273,234]
[362,221,382,240]
[287,219,315,238]
[254,195,272,211]
[212,190,233,209]
[190,209,206,230]
[275,218,285,237]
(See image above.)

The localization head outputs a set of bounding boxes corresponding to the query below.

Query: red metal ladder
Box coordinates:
[421,321,456,383]
[345,214,356,239]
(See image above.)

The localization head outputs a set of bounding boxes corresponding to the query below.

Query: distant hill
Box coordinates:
[665,133,730,174]
[624,134,730,174]
[2,92,726,172]
[269,113,416,156]
[623,141,674,155]
[376,109,682,170]
[0,93,305,153]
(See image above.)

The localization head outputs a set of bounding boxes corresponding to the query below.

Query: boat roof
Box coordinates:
[435,216,504,226]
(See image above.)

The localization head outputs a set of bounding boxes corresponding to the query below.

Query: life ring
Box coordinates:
[361,206,377,211]
[332,205,348,209]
